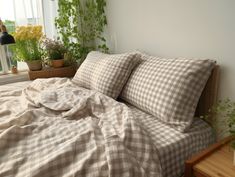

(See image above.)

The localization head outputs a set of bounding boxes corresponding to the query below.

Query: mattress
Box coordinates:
[125,103,215,177]
[0,80,214,177]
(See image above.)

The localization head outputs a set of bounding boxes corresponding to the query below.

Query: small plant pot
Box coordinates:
[11,66,18,74]
[26,60,42,71]
[234,150,235,166]
[51,59,64,68]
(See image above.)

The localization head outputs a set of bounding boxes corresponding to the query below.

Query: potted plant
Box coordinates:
[11,25,44,71]
[11,65,18,74]
[204,99,235,165]
[42,38,66,68]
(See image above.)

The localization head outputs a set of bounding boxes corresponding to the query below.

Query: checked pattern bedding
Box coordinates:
[0,78,162,177]
[0,80,214,177]
[125,103,214,177]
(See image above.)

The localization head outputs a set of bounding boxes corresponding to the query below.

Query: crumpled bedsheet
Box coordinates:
[0,78,162,177]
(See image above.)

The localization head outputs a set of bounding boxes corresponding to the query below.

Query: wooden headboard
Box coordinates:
[195,65,220,117]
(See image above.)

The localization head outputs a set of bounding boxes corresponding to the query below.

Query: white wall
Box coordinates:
[105,0,235,100]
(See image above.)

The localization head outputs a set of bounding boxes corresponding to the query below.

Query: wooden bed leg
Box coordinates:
[184,161,193,177]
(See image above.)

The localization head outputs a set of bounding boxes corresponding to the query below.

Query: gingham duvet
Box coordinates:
[0,78,162,177]
[0,79,214,177]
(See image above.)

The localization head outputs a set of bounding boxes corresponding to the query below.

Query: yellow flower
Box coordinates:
[14,25,43,41]
[12,25,44,61]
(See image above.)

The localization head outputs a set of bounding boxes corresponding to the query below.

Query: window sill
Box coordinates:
[0,71,29,85]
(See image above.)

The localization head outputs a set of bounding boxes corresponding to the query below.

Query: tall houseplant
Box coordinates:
[55,0,108,64]
[12,25,44,71]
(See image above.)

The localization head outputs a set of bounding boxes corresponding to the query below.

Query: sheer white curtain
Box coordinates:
[13,0,44,26]
[42,0,58,39]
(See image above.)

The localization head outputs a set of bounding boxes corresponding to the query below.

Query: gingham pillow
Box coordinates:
[72,51,140,99]
[121,53,216,132]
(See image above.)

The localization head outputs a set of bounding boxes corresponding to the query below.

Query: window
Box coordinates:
[0,45,16,74]
[0,0,56,74]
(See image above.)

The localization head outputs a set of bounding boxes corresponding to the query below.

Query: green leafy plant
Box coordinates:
[203,99,235,148]
[42,38,66,60]
[55,0,108,64]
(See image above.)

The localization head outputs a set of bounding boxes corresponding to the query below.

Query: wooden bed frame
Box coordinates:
[185,65,220,177]
[195,65,220,118]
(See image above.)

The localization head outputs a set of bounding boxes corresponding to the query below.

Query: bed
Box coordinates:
[0,51,219,177]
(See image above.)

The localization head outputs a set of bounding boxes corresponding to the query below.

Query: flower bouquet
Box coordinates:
[12,25,44,71]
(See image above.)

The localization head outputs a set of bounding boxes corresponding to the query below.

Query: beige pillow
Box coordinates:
[72,51,140,99]
[121,53,216,132]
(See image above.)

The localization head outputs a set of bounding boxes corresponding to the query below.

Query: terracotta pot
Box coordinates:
[234,150,235,166]
[11,66,18,74]
[51,59,64,68]
[26,60,42,71]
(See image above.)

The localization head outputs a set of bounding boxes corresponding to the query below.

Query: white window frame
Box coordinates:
[0,45,10,74]
[0,44,28,85]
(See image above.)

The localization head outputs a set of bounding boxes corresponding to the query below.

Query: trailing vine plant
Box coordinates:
[55,0,108,64]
